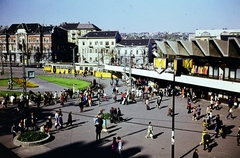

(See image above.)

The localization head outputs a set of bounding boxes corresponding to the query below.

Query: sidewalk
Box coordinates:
[0,70,240,158]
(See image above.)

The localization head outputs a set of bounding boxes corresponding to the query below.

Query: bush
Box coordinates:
[102,113,117,120]
[17,131,48,142]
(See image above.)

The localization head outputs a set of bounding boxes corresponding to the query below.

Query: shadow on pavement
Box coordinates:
[0,143,20,158]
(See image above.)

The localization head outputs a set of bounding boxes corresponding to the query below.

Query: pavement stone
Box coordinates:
[0,67,240,158]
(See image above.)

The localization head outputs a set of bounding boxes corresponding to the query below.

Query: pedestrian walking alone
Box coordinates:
[145,122,154,139]
[225,107,233,119]
[192,149,199,158]
[95,115,103,140]
[67,111,73,126]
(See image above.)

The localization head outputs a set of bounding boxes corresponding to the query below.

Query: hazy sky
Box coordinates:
[0,0,239,33]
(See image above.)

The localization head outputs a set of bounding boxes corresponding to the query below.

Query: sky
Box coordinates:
[0,0,240,33]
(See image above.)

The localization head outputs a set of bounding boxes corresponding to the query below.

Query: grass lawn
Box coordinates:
[0,90,22,97]
[37,75,91,90]
[0,78,20,87]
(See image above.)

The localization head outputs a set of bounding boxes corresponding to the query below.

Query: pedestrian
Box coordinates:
[54,110,59,130]
[45,116,52,133]
[117,107,122,123]
[111,137,118,158]
[156,96,161,109]
[225,107,233,119]
[117,136,123,158]
[200,128,207,145]
[196,105,201,120]
[237,126,240,146]
[95,114,103,140]
[206,105,210,115]
[30,112,38,131]
[168,106,173,116]
[187,96,192,113]
[227,97,233,109]
[192,106,197,121]
[210,94,214,109]
[67,111,73,126]
[11,123,18,138]
[145,98,150,110]
[78,97,84,112]
[145,122,154,139]
[192,148,199,158]
[214,114,222,138]
[57,114,63,130]
[203,131,211,152]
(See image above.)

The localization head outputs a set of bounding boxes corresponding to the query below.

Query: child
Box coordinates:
[168,106,173,116]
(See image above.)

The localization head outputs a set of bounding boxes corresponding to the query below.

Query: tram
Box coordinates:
[43,62,122,78]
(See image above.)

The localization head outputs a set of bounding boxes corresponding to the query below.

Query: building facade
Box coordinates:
[0,23,70,65]
[78,31,121,64]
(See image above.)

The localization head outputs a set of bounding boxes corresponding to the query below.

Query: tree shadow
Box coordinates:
[123,147,143,158]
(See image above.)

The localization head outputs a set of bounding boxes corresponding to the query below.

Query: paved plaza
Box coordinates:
[0,67,240,158]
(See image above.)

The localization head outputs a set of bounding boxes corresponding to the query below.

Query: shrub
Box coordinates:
[17,131,48,142]
[102,113,117,120]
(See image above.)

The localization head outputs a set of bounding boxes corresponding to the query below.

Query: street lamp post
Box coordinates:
[9,50,13,82]
[171,72,175,158]
[73,46,77,77]
[0,47,4,75]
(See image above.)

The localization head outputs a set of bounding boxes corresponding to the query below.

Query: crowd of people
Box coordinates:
[1,74,240,158]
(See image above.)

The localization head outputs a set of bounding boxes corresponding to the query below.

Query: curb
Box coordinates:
[13,133,51,147]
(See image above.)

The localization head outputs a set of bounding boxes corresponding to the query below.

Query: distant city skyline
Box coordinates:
[0,0,240,33]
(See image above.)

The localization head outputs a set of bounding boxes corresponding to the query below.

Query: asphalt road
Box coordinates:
[0,67,239,158]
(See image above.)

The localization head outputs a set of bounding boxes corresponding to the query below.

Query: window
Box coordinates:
[90,42,92,45]
[95,49,98,53]
[224,68,229,79]
[100,41,103,45]
[230,68,235,79]
[95,41,98,45]
[90,49,92,53]
[236,68,240,80]
[90,57,92,62]
[208,66,213,77]
[111,41,114,45]
[83,42,85,45]
[105,41,109,45]
[95,57,97,61]
[213,67,218,77]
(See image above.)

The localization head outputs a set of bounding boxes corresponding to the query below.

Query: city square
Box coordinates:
[0,67,239,158]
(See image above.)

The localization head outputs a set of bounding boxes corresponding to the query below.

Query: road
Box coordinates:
[0,67,239,158]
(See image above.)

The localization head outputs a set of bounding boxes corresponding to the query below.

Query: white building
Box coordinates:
[78,31,122,64]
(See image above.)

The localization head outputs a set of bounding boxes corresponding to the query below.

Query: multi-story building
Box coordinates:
[0,23,70,65]
[78,31,121,64]
[60,22,101,46]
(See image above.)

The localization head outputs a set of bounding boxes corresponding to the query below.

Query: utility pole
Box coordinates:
[0,47,4,75]
[73,46,77,77]
[171,72,175,158]
[129,49,132,92]
[9,50,13,82]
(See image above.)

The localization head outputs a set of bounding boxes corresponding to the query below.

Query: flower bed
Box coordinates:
[13,78,38,88]
[14,131,50,147]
